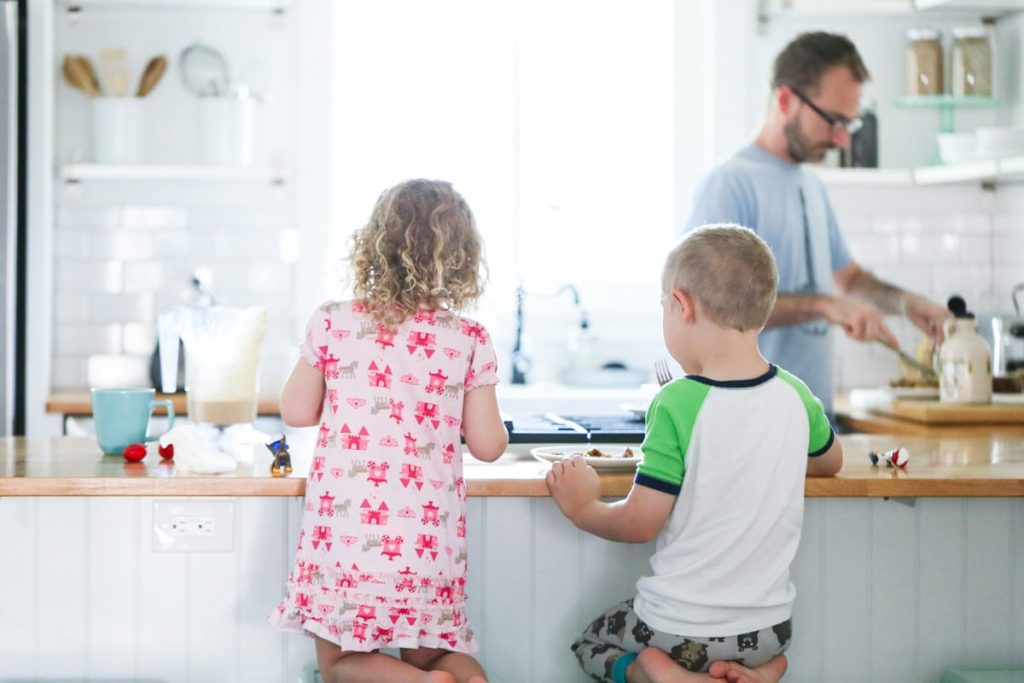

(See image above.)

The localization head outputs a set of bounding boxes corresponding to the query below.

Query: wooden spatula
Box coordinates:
[136,55,168,97]
[99,48,131,97]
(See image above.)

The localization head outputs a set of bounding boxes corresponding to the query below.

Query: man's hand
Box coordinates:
[545,456,601,526]
[821,296,899,347]
[902,292,952,344]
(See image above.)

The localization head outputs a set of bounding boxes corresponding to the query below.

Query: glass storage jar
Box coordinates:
[905,28,943,96]
[951,26,992,97]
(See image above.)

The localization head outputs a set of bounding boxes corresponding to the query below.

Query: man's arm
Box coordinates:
[545,456,675,544]
[766,290,900,348]
[835,262,951,343]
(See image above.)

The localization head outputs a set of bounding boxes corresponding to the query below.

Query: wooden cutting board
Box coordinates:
[873,399,1024,424]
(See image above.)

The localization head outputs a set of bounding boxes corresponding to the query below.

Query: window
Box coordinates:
[328,0,673,311]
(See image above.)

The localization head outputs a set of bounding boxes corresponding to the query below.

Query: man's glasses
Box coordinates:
[789,87,863,135]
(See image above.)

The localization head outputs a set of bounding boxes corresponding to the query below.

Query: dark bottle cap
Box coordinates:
[947,295,974,319]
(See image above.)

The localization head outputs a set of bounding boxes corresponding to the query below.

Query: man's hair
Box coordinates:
[663,225,778,332]
[772,32,870,93]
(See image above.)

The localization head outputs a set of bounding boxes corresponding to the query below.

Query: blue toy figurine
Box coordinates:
[267,435,293,477]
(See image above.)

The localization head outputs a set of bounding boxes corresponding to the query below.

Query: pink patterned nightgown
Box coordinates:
[269,300,498,653]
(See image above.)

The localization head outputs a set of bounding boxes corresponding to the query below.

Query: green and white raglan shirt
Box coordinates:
[632,365,834,637]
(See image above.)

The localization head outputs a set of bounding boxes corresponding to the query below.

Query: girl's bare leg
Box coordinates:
[316,637,455,683]
[402,646,488,683]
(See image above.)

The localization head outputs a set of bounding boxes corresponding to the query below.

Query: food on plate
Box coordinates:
[890,336,938,388]
[579,447,634,459]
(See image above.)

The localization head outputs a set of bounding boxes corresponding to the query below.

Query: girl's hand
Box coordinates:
[545,455,601,524]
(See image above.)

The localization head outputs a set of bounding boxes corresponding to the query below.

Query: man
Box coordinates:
[684,32,950,413]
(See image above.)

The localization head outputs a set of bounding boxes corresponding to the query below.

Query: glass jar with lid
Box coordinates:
[951,26,993,97]
[905,28,943,96]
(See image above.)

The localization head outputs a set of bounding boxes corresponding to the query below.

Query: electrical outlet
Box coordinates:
[153,501,234,552]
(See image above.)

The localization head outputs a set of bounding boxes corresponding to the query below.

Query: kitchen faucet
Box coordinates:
[510,282,589,384]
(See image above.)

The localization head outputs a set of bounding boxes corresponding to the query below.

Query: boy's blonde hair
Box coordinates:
[350,179,485,327]
[663,224,778,332]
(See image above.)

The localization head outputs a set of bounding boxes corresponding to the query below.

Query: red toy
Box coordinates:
[123,443,147,462]
[869,446,909,468]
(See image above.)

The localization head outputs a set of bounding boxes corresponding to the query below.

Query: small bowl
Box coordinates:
[937,132,976,164]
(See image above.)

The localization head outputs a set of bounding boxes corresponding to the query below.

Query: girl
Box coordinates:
[269,179,508,683]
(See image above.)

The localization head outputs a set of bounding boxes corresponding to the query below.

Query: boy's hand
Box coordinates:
[545,456,601,524]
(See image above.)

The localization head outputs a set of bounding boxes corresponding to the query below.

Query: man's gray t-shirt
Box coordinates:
[683,144,852,412]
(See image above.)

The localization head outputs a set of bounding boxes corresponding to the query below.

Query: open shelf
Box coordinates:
[62,0,290,10]
[59,162,287,184]
[815,168,915,185]
[817,156,1024,187]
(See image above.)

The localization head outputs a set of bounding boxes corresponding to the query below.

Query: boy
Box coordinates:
[546,224,843,683]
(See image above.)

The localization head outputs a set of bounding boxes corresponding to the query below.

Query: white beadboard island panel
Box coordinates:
[0,496,1022,682]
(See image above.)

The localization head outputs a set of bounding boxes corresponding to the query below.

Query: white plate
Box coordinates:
[619,402,649,420]
[531,445,641,470]
[993,393,1024,405]
[884,386,939,400]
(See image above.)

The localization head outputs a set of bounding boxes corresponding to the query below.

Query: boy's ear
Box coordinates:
[671,289,696,324]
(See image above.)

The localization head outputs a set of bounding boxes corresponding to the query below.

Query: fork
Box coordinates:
[654,359,674,386]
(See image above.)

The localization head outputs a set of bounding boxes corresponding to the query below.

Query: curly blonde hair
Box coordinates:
[349,179,486,327]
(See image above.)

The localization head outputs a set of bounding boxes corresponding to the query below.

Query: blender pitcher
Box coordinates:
[158,305,269,426]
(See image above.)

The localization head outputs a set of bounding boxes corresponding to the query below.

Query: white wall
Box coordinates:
[0,495,1021,682]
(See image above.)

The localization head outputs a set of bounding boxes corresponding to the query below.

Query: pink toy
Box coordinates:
[869,446,909,468]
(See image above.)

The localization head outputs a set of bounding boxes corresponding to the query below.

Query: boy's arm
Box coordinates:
[280,359,325,427]
[546,456,675,544]
[807,437,843,477]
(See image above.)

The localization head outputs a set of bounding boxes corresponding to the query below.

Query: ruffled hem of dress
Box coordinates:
[268,607,478,654]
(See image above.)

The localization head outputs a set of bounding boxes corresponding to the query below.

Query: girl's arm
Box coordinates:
[461,384,507,462]
[546,456,675,543]
[280,359,325,427]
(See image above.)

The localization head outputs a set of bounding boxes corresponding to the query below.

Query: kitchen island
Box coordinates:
[2,434,1022,683]
[2,432,1024,497]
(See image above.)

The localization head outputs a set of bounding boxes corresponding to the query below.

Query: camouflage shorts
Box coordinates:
[571,599,791,683]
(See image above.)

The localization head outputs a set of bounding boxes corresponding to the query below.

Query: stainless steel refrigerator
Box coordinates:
[0,0,24,436]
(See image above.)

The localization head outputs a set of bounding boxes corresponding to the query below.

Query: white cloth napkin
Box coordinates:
[159,425,237,474]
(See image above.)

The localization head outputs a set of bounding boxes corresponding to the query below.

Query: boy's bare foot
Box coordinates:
[631,648,716,682]
[707,655,788,683]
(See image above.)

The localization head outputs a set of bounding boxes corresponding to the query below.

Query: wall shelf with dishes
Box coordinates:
[760,0,1024,20]
[894,94,999,132]
[818,155,1024,186]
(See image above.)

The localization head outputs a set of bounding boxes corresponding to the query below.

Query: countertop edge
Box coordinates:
[3,476,1021,498]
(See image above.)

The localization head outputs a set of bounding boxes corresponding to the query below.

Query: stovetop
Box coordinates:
[505,412,645,444]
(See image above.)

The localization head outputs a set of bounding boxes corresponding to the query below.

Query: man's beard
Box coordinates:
[784,118,832,163]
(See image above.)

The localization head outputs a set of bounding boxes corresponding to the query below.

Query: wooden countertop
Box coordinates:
[46,391,281,417]
[835,395,1024,437]
[1,434,1022,498]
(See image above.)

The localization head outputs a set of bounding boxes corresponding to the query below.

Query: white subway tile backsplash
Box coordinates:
[55,292,90,324]
[88,231,157,261]
[56,206,121,229]
[121,206,189,230]
[55,261,123,294]
[993,228,1024,265]
[55,324,122,356]
[247,263,292,292]
[122,323,156,356]
[51,356,88,389]
[122,262,168,293]
[53,229,92,260]
[90,293,156,324]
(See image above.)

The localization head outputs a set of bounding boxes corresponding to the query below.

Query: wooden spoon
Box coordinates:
[136,55,168,97]
[76,55,103,96]
[62,54,100,97]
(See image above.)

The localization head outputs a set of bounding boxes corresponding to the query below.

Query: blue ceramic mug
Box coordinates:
[91,388,176,456]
